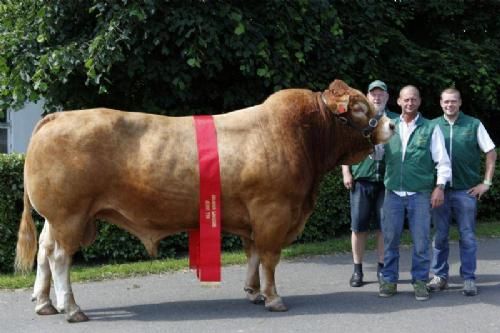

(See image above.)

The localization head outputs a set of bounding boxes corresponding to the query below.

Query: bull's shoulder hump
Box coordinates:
[214,104,269,132]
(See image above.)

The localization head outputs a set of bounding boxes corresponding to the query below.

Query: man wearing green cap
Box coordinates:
[342,80,398,287]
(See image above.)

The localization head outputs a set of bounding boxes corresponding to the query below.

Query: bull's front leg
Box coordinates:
[249,204,291,312]
[260,249,287,312]
[242,238,264,304]
[47,242,88,323]
[32,222,58,316]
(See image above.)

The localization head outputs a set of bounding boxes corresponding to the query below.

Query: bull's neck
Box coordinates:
[302,104,373,176]
[272,92,372,178]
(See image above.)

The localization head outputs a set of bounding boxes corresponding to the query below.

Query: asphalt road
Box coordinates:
[1,238,500,333]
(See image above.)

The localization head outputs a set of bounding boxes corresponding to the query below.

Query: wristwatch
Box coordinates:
[483,179,493,187]
[436,184,445,190]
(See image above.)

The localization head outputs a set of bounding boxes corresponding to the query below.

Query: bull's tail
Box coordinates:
[15,184,38,274]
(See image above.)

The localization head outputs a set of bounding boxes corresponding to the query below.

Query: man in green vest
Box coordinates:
[377,85,451,301]
[342,80,398,287]
[427,88,497,296]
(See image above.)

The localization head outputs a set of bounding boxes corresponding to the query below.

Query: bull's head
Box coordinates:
[321,79,394,145]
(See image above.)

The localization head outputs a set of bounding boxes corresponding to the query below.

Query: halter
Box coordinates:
[320,92,383,139]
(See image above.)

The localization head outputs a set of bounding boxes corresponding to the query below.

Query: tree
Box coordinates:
[1,1,499,140]
[0,1,343,115]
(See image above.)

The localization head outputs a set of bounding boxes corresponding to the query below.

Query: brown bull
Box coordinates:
[16,79,394,322]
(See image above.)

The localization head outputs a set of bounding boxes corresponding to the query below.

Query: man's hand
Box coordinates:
[431,186,445,208]
[341,165,353,190]
[468,183,490,200]
[343,174,353,190]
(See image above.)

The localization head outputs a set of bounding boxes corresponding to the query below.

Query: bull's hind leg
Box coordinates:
[47,240,88,323]
[242,238,264,304]
[44,216,90,323]
[32,222,58,315]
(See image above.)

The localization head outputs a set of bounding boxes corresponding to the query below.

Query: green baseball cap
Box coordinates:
[368,80,387,92]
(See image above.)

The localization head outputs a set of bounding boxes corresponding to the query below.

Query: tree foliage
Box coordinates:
[1,1,498,137]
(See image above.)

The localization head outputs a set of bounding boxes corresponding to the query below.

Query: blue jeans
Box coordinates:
[381,191,431,283]
[350,180,384,232]
[431,189,477,280]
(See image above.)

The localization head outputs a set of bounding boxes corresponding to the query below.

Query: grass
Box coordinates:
[1,221,500,290]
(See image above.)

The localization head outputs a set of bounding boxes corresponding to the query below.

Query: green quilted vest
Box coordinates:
[433,112,481,190]
[384,115,435,192]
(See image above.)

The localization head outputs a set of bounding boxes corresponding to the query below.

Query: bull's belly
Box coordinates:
[93,199,254,241]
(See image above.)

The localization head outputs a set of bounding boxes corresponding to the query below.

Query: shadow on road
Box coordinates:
[84,279,500,322]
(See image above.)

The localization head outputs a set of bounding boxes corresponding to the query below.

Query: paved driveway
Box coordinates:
[1,238,499,333]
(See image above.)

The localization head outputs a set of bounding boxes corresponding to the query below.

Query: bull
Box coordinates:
[15,79,394,322]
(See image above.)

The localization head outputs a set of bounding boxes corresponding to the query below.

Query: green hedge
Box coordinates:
[0,154,25,274]
[2,152,498,273]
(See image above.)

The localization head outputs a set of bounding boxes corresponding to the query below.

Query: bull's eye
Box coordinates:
[360,103,368,114]
[352,103,368,115]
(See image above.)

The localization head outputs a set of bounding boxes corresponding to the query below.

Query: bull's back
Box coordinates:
[25,109,200,226]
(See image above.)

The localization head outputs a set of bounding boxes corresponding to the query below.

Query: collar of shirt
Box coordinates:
[443,111,461,125]
[399,113,420,157]
[399,112,420,127]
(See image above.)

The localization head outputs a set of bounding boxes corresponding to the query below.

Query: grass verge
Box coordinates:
[2,221,500,290]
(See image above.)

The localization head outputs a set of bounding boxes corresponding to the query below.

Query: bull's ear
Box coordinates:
[328,79,350,97]
[322,90,350,115]
[333,95,350,115]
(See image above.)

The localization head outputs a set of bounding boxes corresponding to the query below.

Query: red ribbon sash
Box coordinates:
[189,115,222,283]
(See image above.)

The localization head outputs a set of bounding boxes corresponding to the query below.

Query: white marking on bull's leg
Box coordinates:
[243,241,263,304]
[48,242,88,322]
[33,222,58,315]
[260,250,287,312]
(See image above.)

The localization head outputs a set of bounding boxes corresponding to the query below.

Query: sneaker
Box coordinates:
[349,272,363,287]
[427,276,448,291]
[462,279,478,296]
[379,281,397,297]
[413,280,430,301]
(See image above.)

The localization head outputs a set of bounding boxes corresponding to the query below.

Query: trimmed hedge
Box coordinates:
[2,151,498,273]
[0,154,25,274]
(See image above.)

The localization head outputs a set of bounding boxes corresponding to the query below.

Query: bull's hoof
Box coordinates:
[265,297,288,312]
[66,310,89,323]
[36,303,59,316]
[245,290,265,304]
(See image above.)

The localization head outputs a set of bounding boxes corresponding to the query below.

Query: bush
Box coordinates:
[0,154,25,273]
[299,171,350,243]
